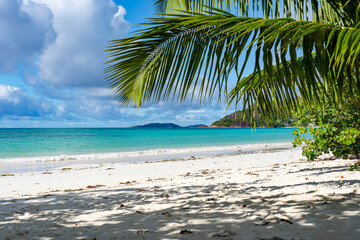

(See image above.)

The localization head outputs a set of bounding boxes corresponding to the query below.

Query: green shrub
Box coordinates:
[292,98,360,162]
[349,162,360,171]
[212,117,235,127]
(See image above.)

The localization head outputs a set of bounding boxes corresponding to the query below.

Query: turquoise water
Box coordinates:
[0,128,295,161]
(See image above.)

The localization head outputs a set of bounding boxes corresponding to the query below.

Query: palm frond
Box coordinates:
[105,2,360,122]
[226,56,324,122]
[154,0,307,19]
[154,0,190,14]
[105,9,359,114]
[154,0,359,23]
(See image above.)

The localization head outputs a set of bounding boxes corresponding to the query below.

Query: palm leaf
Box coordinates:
[105,1,360,121]
[154,0,359,23]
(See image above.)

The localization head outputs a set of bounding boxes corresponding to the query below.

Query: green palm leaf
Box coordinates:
[155,0,358,22]
[105,0,360,121]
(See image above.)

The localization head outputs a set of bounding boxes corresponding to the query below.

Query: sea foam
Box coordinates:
[0,142,291,163]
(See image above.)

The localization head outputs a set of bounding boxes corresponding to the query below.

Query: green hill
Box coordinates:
[211,110,294,128]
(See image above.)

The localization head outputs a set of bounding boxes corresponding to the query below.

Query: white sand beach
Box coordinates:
[0,147,359,240]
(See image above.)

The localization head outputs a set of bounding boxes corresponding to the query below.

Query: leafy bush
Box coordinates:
[212,117,236,127]
[349,162,360,171]
[292,98,360,162]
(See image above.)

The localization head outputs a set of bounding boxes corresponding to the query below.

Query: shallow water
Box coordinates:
[0,128,296,162]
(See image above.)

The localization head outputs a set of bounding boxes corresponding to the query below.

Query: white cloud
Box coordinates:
[81,87,113,99]
[187,109,206,113]
[0,85,21,104]
[0,1,231,127]
[24,0,131,87]
[0,0,54,72]
[111,5,130,35]
[0,84,55,118]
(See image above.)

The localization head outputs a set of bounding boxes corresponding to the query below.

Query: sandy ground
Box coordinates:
[0,148,359,240]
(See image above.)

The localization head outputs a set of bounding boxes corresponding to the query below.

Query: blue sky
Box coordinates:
[0,0,229,128]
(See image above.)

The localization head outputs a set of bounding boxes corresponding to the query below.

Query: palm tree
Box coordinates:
[105,0,360,122]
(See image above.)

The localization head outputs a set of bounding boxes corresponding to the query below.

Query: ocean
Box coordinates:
[0,128,295,163]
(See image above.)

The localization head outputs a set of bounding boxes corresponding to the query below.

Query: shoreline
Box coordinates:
[0,142,292,174]
[0,128,296,164]
[0,141,293,163]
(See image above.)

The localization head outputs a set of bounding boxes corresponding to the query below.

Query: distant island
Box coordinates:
[131,110,295,129]
[131,123,208,129]
[186,124,208,128]
[130,113,295,128]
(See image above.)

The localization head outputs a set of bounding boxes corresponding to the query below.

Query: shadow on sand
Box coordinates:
[1,163,359,240]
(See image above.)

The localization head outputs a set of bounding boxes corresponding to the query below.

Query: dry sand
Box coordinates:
[0,148,359,240]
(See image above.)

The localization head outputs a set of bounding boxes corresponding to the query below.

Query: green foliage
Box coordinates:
[212,117,235,127]
[105,0,360,123]
[350,162,360,171]
[293,98,360,162]
[211,110,294,127]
